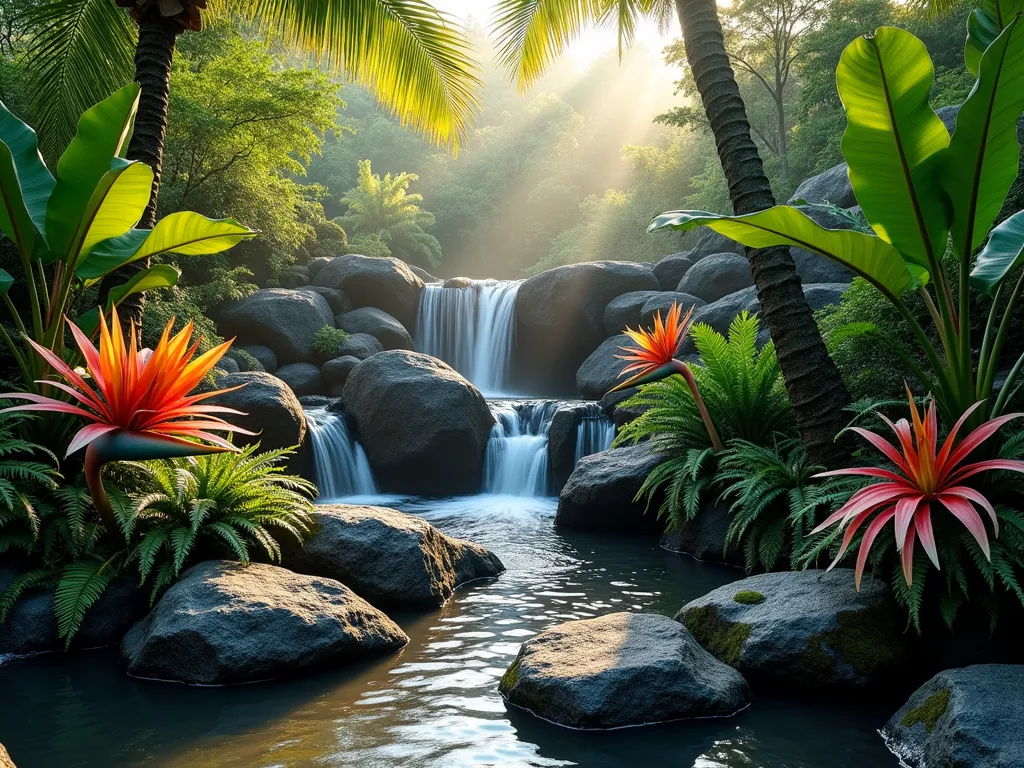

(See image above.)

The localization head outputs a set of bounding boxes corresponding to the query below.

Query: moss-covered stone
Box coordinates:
[499,655,522,694]
[901,687,951,734]
[801,603,906,682]
[681,605,750,668]
[733,590,765,605]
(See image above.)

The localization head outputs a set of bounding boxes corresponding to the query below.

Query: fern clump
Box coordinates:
[124,445,317,602]
[312,325,351,356]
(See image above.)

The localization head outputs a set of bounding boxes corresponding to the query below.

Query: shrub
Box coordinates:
[312,325,351,357]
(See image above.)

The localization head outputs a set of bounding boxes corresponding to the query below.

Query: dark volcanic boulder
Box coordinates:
[275,362,326,397]
[218,289,334,364]
[335,332,384,361]
[688,228,744,258]
[285,505,503,609]
[653,252,697,291]
[306,256,333,278]
[882,665,1024,768]
[660,498,742,566]
[677,253,754,303]
[788,162,857,209]
[207,371,305,452]
[321,355,361,392]
[556,444,664,533]
[301,286,352,315]
[499,612,750,729]
[121,561,407,685]
[224,348,264,373]
[548,403,591,493]
[239,344,277,374]
[514,261,659,395]
[335,307,414,351]
[312,254,424,327]
[690,283,847,338]
[214,356,239,375]
[641,292,706,328]
[576,335,629,400]
[602,291,663,335]
[677,569,911,691]
[343,351,494,494]
[409,265,439,283]
[792,248,854,284]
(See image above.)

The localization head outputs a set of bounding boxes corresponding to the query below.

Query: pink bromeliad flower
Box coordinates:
[812,389,1024,589]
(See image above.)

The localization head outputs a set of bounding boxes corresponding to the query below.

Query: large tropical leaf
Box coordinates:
[837,27,950,268]
[21,0,138,160]
[45,83,142,260]
[0,269,12,298]
[970,209,1024,293]
[966,0,1024,75]
[648,206,921,298]
[0,101,55,252]
[76,213,256,280]
[947,16,1024,259]
[108,264,180,307]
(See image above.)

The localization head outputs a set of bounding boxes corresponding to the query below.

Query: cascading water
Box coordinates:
[484,401,559,497]
[574,403,616,462]
[304,408,378,500]
[415,280,520,396]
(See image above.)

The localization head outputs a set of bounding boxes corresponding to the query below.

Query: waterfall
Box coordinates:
[484,401,559,497]
[415,280,520,396]
[574,403,616,463]
[305,408,378,500]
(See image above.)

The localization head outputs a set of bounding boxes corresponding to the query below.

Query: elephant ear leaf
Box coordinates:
[0,268,13,297]
[838,27,950,270]
[0,100,55,252]
[966,0,1024,75]
[108,264,180,307]
[648,206,921,298]
[970,209,1024,294]
[947,16,1024,259]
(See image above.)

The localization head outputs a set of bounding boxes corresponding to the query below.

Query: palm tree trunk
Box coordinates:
[674,0,851,468]
[98,13,180,328]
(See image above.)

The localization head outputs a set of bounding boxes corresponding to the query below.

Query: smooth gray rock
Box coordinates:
[788,162,857,209]
[677,569,911,691]
[214,355,240,375]
[218,289,334,364]
[301,286,352,315]
[334,332,384,361]
[285,505,503,609]
[344,351,494,495]
[882,665,1024,768]
[206,371,306,452]
[653,252,697,291]
[499,612,750,729]
[306,256,333,278]
[321,355,361,391]
[312,254,424,327]
[409,265,439,283]
[690,283,847,338]
[279,266,311,289]
[335,307,413,351]
[514,261,659,395]
[660,498,742,566]
[576,335,631,400]
[548,403,596,494]
[792,248,855,284]
[641,292,706,328]
[688,228,744,258]
[556,444,664,533]
[275,362,326,397]
[239,344,277,374]
[677,253,754,303]
[602,291,663,336]
[120,561,407,685]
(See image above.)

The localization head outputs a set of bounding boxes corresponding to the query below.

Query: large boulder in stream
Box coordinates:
[677,569,912,692]
[312,254,424,327]
[556,444,664,533]
[343,351,494,495]
[499,612,750,729]
[602,290,663,335]
[547,403,607,494]
[120,561,407,685]
[206,371,306,452]
[285,505,504,609]
[217,289,334,364]
[576,335,628,400]
[513,261,659,395]
[660,498,742,566]
[335,307,414,351]
[882,665,1024,768]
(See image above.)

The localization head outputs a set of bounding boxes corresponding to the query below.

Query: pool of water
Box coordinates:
[0,495,899,767]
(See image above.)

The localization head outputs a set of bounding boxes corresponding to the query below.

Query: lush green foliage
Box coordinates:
[312,325,352,358]
[123,446,316,602]
[0,410,59,557]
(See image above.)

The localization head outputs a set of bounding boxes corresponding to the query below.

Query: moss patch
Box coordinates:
[681,605,750,667]
[803,603,906,681]
[901,688,951,734]
[733,590,766,605]
[499,655,522,694]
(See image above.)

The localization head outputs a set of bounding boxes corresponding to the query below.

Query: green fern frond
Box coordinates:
[53,558,116,646]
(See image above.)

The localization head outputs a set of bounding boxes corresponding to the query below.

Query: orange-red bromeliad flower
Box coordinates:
[812,388,1024,589]
[0,308,252,536]
[607,301,722,451]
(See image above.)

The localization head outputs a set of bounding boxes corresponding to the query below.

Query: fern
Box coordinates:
[124,444,316,602]
[53,558,116,646]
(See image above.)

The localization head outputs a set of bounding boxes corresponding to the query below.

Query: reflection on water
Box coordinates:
[0,495,898,768]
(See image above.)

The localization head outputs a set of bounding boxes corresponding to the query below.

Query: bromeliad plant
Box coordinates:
[0,307,252,539]
[0,82,254,391]
[649,7,1024,428]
